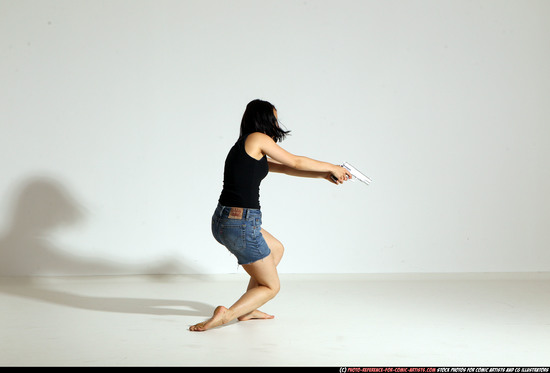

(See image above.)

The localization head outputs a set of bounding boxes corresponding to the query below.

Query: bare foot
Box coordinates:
[238,309,275,321]
[189,306,229,332]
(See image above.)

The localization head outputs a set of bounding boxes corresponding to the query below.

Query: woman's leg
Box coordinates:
[260,229,285,266]
[189,250,280,332]
[238,229,284,321]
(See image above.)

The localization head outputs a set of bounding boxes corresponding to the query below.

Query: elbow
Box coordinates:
[292,156,305,170]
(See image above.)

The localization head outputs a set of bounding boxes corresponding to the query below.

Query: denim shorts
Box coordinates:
[212,203,271,265]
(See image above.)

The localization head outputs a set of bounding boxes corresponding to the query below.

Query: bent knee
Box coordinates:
[273,281,281,295]
[267,281,280,299]
[272,242,284,264]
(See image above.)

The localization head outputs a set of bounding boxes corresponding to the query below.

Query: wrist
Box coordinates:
[329,164,339,173]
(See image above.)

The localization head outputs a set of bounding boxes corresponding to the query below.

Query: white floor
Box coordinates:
[0,273,549,367]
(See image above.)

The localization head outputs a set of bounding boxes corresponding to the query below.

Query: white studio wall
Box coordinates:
[1,0,549,276]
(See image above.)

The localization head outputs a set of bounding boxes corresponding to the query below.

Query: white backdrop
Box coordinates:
[1,0,549,275]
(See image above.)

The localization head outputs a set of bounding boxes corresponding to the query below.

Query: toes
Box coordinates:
[189,322,206,331]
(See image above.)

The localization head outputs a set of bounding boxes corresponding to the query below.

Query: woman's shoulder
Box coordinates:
[243,132,271,160]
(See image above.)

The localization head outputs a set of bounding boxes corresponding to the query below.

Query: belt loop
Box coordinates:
[245,208,250,220]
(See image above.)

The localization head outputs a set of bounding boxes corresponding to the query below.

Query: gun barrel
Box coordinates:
[343,162,372,185]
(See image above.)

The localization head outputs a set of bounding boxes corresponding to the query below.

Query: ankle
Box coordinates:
[221,308,235,324]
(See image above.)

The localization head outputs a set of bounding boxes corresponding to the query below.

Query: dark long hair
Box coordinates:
[239,99,290,143]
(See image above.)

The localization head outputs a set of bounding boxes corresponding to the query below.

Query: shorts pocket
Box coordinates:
[219,222,246,253]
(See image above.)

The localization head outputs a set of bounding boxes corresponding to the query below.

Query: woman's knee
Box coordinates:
[266,280,280,299]
[260,272,280,299]
[271,278,281,295]
[260,271,280,297]
[261,229,284,261]
[242,256,280,297]
[277,241,285,257]
[272,242,284,265]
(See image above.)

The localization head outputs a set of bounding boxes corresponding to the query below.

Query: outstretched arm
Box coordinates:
[246,132,351,184]
[267,158,339,184]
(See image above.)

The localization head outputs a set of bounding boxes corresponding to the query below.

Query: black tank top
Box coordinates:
[218,134,269,209]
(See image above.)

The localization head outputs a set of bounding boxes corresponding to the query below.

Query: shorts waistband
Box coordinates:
[215,203,261,220]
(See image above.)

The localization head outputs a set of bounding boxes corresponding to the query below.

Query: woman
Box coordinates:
[189,99,351,331]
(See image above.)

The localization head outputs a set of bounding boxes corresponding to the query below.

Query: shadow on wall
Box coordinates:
[0,177,213,317]
[0,177,193,276]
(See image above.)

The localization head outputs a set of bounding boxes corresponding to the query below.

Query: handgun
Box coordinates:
[332,162,372,185]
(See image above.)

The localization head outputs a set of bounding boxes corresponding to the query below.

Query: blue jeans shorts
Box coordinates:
[212,203,271,265]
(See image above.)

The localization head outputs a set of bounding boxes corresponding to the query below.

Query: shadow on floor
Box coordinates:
[0,277,213,317]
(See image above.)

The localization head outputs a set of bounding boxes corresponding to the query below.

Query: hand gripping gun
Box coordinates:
[332,162,372,185]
